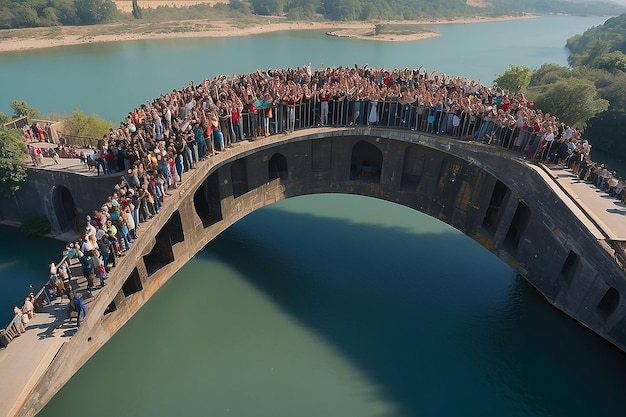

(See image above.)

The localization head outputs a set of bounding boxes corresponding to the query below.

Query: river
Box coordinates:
[1,14,625,417]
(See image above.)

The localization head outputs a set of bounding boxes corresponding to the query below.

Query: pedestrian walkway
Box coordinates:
[539,162,626,241]
[24,140,115,178]
[0,256,99,417]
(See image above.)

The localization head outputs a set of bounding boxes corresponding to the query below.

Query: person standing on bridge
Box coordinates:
[13,306,26,333]
[72,293,87,328]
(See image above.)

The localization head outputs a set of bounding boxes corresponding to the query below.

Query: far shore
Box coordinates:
[0,15,536,53]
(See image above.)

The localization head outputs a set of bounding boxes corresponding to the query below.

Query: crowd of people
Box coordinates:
[63,63,598,181]
[9,63,626,338]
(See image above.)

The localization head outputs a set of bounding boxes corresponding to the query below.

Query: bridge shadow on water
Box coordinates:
[206,203,492,416]
[202,196,626,417]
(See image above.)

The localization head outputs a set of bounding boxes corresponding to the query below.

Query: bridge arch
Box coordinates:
[51,184,76,230]
[21,127,626,417]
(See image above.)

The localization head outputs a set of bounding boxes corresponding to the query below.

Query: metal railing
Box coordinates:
[61,133,100,149]
[230,96,545,159]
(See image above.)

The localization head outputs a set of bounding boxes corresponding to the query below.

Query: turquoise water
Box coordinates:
[1,14,625,416]
[0,226,64,325]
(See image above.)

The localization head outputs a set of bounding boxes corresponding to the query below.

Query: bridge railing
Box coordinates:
[61,133,100,149]
[232,96,545,160]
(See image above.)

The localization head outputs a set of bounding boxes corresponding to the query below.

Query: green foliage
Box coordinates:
[0,0,107,28]
[132,0,142,19]
[11,101,42,120]
[62,110,111,138]
[0,127,28,196]
[529,63,570,86]
[557,13,626,156]
[0,113,11,124]
[566,14,626,57]
[593,51,626,74]
[250,0,284,16]
[494,65,533,94]
[20,215,51,236]
[569,39,611,67]
[321,0,361,21]
[73,0,118,25]
[531,78,609,129]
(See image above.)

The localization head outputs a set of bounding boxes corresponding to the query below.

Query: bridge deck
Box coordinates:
[0,257,97,417]
[2,135,626,416]
[540,164,626,242]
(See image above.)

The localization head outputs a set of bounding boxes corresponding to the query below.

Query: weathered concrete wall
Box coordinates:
[13,127,626,417]
[0,169,119,234]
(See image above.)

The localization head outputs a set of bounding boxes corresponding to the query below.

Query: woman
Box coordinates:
[122,204,136,244]
[22,297,34,320]
[13,306,26,333]
[211,115,224,151]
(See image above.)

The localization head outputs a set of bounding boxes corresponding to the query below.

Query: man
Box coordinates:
[72,293,87,328]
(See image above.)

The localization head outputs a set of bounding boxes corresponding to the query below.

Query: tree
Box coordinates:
[569,39,611,68]
[494,65,533,94]
[74,0,117,25]
[0,127,28,196]
[533,78,609,129]
[593,51,626,74]
[249,0,284,15]
[132,0,142,19]
[62,110,111,138]
[322,0,361,21]
[51,0,79,25]
[598,71,626,113]
[11,100,42,119]
[529,63,570,86]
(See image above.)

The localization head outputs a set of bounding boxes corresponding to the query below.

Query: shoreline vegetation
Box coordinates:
[0,14,535,53]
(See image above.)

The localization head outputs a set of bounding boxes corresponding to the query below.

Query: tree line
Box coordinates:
[495,13,626,157]
[1,0,624,29]
[0,0,119,28]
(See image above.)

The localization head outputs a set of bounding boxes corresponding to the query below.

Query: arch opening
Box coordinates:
[598,286,620,318]
[52,185,76,230]
[268,153,288,181]
[350,140,382,182]
[122,268,143,297]
[400,145,425,191]
[560,250,579,283]
[504,201,531,254]
[482,180,509,235]
[231,158,250,198]
[193,171,223,227]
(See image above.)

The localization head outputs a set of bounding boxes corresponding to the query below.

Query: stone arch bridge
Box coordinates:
[16,126,626,416]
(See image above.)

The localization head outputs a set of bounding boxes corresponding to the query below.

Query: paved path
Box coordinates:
[540,163,626,241]
[0,257,100,417]
[24,140,120,178]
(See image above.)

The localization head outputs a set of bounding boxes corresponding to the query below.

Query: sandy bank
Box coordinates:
[0,15,535,53]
